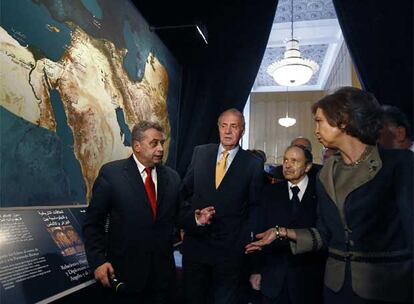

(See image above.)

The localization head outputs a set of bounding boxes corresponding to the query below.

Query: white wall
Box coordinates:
[249,91,326,164]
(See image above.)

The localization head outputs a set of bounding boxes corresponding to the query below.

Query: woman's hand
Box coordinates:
[245,226,296,254]
[244,228,277,254]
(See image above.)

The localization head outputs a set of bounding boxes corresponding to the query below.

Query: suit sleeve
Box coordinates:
[242,157,265,246]
[395,151,413,252]
[249,183,270,274]
[290,180,328,254]
[177,147,208,234]
[245,158,266,274]
[82,167,112,271]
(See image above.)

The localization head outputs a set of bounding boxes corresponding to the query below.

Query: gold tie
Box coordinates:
[215,150,229,188]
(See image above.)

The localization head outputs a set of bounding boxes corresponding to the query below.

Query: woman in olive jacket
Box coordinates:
[246,87,413,304]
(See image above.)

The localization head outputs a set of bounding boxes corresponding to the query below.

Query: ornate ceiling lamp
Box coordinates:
[267,0,319,86]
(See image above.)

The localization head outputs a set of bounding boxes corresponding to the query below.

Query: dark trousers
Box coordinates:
[262,280,291,304]
[183,255,244,304]
[106,288,172,304]
[104,254,175,304]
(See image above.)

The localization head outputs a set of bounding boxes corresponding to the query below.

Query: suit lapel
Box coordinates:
[123,156,153,215]
[155,165,169,213]
[318,157,337,203]
[277,181,294,226]
[283,181,297,224]
[217,147,242,189]
[289,179,315,223]
[340,146,383,202]
[209,144,220,190]
[300,179,315,208]
[281,181,290,203]
[318,146,382,207]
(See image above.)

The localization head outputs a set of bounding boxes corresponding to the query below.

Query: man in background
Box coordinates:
[180,108,264,304]
[269,136,322,182]
[249,145,325,304]
[321,147,338,164]
[378,105,414,151]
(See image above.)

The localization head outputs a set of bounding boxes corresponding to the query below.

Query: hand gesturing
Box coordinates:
[195,206,215,225]
[244,228,277,254]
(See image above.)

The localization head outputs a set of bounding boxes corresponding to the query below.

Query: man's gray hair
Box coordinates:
[132,120,163,142]
[217,108,245,129]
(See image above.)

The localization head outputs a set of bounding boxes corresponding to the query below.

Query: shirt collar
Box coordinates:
[288,174,309,194]
[218,143,239,157]
[133,153,147,173]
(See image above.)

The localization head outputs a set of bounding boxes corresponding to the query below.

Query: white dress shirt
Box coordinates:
[216,144,239,171]
[287,174,309,202]
[132,154,158,196]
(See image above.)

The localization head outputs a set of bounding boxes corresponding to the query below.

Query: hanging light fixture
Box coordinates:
[267,0,319,86]
[278,87,296,127]
[278,114,296,127]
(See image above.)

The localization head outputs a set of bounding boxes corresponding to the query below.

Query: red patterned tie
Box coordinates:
[144,167,157,218]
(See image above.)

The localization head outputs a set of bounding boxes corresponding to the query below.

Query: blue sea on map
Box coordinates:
[0,0,181,207]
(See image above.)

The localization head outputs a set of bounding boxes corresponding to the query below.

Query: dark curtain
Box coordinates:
[173,0,278,175]
[333,0,413,132]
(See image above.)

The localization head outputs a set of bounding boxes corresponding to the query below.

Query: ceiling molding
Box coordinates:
[253,13,344,92]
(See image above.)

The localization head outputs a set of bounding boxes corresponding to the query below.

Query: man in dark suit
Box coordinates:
[83,121,214,304]
[249,145,325,304]
[180,108,264,304]
[268,137,322,182]
[378,104,414,151]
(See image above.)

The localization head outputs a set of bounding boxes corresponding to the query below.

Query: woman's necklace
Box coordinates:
[343,145,373,167]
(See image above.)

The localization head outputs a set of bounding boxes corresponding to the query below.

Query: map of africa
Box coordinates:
[0,0,181,206]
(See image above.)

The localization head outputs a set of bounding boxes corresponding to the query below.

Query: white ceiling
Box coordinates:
[252,0,344,92]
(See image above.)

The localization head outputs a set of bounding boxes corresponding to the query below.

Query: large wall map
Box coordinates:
[0,0,181,207]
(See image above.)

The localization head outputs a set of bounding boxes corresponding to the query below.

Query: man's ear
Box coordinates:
[133,140,141,154]
[396,126,407,142]
[305,162,312,173]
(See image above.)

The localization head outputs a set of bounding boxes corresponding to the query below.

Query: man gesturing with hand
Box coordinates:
[83,121,214,304]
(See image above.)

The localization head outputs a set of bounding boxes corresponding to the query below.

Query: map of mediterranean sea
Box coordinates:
[0,0,181,207]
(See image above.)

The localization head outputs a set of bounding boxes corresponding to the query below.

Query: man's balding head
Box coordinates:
[290,137,312,152]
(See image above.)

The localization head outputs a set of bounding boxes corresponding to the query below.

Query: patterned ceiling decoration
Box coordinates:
[255,0,339,90]
[257,44,328,87]
[275,0,337,23]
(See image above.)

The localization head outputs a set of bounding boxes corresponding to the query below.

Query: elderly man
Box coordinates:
[249,145,325,304]
[180,108,264,304]
[269,137,322,182]
[83,121,213,304]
